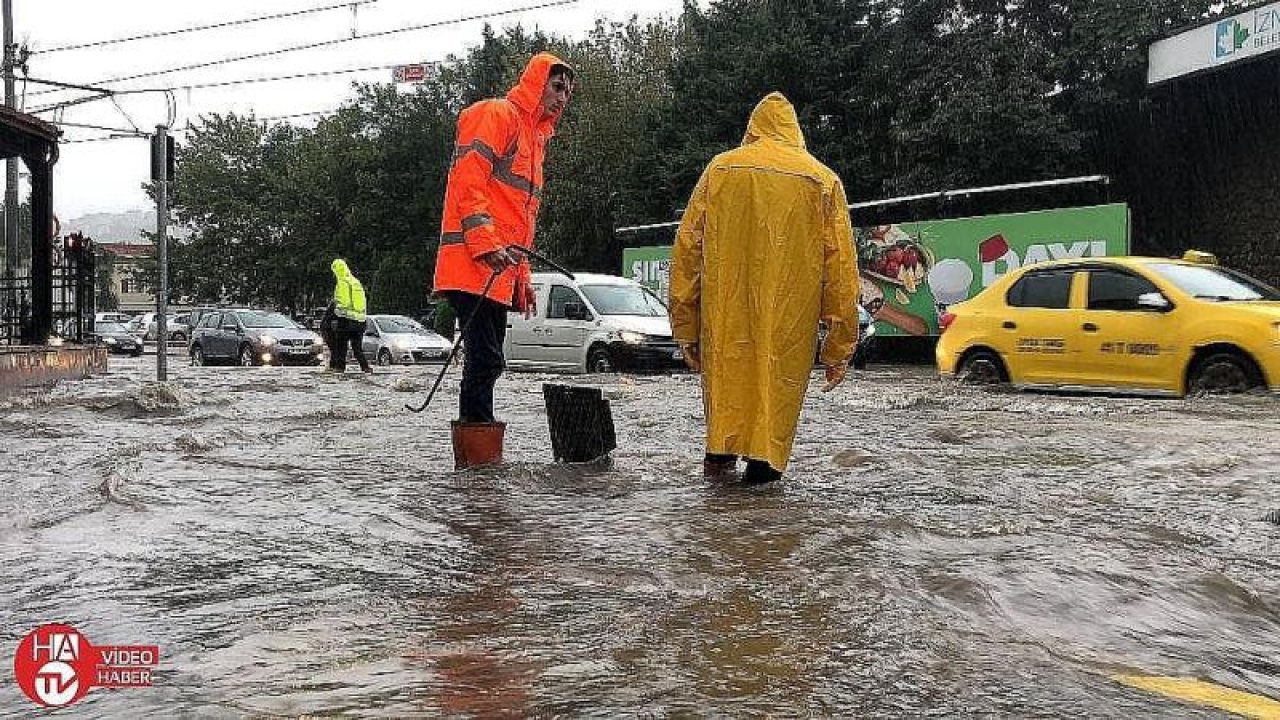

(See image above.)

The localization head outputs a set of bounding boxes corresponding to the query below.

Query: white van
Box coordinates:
[504,272,682,373]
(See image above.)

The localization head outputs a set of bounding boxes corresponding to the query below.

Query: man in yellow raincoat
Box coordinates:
[669,92,860,484]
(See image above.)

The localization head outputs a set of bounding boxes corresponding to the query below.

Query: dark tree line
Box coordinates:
[158,0,1266,314]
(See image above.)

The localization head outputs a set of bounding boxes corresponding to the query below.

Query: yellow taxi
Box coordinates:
[936,252,1280,396]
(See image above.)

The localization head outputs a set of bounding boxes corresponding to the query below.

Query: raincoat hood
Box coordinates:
[742,92,806,149]
[507,52,573,128]
[331,258,366,321]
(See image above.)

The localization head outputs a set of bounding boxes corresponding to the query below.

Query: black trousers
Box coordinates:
[446,291,508,423]
[329,317,371,371]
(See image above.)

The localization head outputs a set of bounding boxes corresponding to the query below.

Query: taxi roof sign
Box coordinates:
[1182,250,1219,265]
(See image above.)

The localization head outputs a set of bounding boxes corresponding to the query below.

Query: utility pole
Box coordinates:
[152,125,169,381]
[3,0,18,279]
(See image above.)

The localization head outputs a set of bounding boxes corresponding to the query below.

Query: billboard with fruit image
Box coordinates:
[856,203,1129,336]
[623,203,1128,338]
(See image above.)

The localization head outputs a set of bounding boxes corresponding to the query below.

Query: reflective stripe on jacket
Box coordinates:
[432,52,571,305]
[332,259,367,322]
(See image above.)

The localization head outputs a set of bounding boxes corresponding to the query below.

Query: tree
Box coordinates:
[159,0,1265,295]
[94,248,119,311]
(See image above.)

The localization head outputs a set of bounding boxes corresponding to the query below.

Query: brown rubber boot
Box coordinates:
[451,421,506,469]
[703,453,738,478]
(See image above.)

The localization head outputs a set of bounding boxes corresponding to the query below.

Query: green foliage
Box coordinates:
[162,0,1251,299]
[95,248,119,311]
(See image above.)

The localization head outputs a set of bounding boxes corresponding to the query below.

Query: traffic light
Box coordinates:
[150,134,176,182]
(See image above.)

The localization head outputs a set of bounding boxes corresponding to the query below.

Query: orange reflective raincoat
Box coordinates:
[432,52,571,306]
[669,92,860,473]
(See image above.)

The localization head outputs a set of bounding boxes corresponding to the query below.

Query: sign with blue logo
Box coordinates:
[1149,2,1280,84]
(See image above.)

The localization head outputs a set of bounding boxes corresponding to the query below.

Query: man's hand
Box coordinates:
[521,282,537,319]
[679,342,701,372]
[479,248,518,273]
[821,361,848,392]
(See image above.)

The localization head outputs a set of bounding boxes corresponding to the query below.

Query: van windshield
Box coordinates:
[580,284,667,317]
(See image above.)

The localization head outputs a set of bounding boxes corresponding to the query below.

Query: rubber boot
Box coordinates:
[451,421,506,469]
[743,459,782,485]
[703,453,737,479]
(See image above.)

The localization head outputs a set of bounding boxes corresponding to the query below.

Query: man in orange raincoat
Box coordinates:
[432,53,574,462]
[669,92,860,484]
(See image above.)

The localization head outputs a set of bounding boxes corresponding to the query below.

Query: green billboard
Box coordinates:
[622,203,1129,337]
[622,245,674,300]
[856,203,1129,336]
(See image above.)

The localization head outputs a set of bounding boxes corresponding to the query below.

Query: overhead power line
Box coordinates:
[258,109,340,122]
[28,0,578,98]
[61,134,142,145]
[51,120,147,134]
[59,102,390,144]
[27,61,420,114]
[31,0,382,55]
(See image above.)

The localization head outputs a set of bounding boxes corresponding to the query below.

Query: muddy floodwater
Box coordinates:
[2,356,1279,717]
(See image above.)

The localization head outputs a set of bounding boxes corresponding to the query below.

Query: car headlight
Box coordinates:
[618,330,646,344]
[104,337,117,344]
[259,335,277,346]
[393,339,409,351]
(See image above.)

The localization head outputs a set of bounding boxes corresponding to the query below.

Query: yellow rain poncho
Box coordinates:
[669,92,860,472]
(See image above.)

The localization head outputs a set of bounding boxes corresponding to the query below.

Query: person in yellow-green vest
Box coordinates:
[324,259,372,373]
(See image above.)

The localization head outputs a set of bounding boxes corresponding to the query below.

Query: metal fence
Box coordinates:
[1,237,95,346]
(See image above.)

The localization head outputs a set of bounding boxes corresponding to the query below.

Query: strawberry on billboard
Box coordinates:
[855,203,1129,337]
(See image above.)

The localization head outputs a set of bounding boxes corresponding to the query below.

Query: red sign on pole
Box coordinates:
[392,63,436,84]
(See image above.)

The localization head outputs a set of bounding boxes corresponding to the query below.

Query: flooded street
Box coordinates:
[2,357,1279,717]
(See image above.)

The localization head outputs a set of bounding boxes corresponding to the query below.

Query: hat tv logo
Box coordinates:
[1216,18,1250,58]
[13,624,159,708]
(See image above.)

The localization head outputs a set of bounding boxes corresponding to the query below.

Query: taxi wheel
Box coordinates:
[1188,352,1260,394]
[959,349,1007,385]
[190,345,205,367]
[238,344,257,367]
[377,348,393,366]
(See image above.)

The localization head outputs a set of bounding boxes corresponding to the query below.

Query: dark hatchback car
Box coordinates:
[189,309,326,366]
[90,321,143,356]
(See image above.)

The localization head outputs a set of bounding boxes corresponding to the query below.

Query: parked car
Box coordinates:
[185,307,224,333]
[127,312,190,342]
[362,314,452,365]
[188,308,326,366]
[505,272,682,374]
[89,321,143,356]
[936,251,1280,396]
[94,312,134,325]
